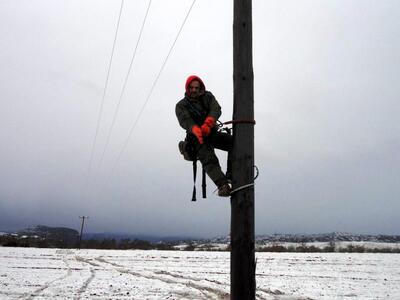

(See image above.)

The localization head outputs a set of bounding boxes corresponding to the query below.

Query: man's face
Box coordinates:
[188,80,201,99]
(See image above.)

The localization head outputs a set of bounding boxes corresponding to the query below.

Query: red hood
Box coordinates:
[185,75,205,95]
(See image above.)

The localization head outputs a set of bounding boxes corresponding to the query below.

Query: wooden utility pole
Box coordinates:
[231,0,255,299]
[78,216,89,250]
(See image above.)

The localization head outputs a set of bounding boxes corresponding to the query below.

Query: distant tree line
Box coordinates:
[1,235,399,253]
[0,235,176,250]
[257,242,400,253]
[80,238,175,250]
[0,235,62,248]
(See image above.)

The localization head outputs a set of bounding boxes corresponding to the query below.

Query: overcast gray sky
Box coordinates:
[0,0,399,237]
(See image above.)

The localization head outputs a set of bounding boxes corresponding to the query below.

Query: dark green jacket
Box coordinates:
[175,91,221,132]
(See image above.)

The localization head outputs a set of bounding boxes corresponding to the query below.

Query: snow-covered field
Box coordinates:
[1,247,399,299]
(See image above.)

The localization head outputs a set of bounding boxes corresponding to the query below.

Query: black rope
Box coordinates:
[221,119,256,126]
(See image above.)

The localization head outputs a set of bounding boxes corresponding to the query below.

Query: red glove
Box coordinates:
[204,116,216,128]
[201,116,216,136]
[201,123,211,136]
[191,125,203,144]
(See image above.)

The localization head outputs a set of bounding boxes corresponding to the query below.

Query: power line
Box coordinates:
[110,0,197,173]
[97,0,152,169]
[84,0,125,186]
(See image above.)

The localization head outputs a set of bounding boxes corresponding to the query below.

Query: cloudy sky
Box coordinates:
[0,0,399,238]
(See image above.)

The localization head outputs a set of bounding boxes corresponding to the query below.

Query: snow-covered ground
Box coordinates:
[0,247,399,299]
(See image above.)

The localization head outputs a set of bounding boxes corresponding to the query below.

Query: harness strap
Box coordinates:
[192,160,197,201]
[184,98,206,124]
[202,167,206,198]
[192,160,207,201]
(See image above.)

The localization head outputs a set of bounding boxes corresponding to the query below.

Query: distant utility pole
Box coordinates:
[78,216,89,250]
[231,0,255,299]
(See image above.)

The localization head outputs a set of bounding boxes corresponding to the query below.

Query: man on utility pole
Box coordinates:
[176,75,233,197]
[231,0,255,299]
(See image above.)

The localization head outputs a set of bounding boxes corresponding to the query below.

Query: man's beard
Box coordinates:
[190,92,200,99]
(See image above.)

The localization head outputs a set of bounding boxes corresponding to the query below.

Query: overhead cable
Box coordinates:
[98,0,152,168]
[110,0,197,173]
[84,0,125,186]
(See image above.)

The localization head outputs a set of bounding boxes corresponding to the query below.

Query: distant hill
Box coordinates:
[1,226,400,252]
[80,231,400,244]
[17,225,79,247]
[3,226,400,245]
[3,225,195,243]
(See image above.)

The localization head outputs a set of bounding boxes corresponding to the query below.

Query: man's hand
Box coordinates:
[201,116,216,136]
[201,123,211,136]
[204,116,216,128]
[191,125,203,144]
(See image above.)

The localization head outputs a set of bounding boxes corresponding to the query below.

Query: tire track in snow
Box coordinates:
[256,287,315,300]
[73,256,97,300]
[155,269,229,286]
[256,271,387,282]
[93,257,300,300]
[19,257,72,300]
[75,256,101,267]
[94,256,230,299]
[155,270,305,300]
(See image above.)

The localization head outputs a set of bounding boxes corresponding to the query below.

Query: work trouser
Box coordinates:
[189,130,233,187]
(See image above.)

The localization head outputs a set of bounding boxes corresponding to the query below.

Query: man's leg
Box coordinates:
[210,131,233,180]
[197,143,228,188]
